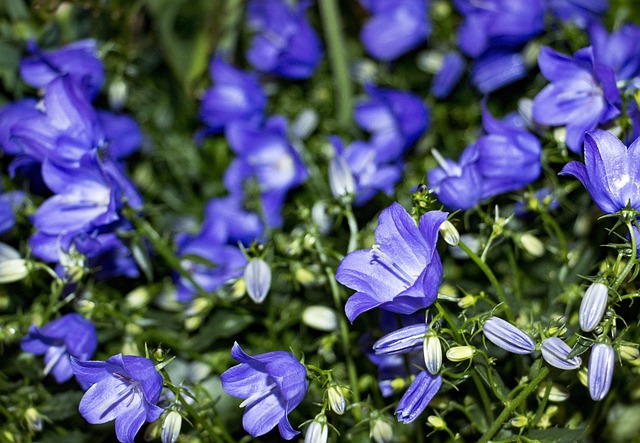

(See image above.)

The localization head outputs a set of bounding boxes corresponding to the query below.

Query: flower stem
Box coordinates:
[477,366,550,443]
[345,204,358,253]
[612,222,638,292]
[457,240,515,322]
[318,0,353,129]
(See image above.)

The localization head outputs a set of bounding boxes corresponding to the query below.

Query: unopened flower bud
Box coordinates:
[161,411,182,443]
[519,233,545,257]
[302,305,338,331]
[541,337,582,370]
[0,259,28,283]
[483,317,536,354]
[244,259,271,304]
[292,109,319,141]
[327,384,347,415]
[329,155,355,198]
[424,334,442,375]
[588,343,614,401]
[579,283,608,332]
[427,415,446,429]
[305,416,328,443]
[511,415,528,428]
[125,286,153,310]
[578,367,589,387]
[374,324,428,355]
[108,78,128,111]
[371,417,393,443]
[457,294,477,309]
[24,407,43,432]
[538,383,570,402]
[439,220,460,246]
[446,345,475,362]
[619,345,640,361]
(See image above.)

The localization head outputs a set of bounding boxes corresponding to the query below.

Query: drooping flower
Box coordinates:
[70,354,164,443]
[198,57,266,134]
[588,343,614,401]
[336,203,447,322]
[560,130,640,214]
[20,39,104,98]
[21,313,97,383]
[221,342,308,440]
[246,0,323,79]
[359,0,430,61]
[579,282,609,332]
[395,370,442,423]
[541,337,582,370]
[532,46,620,153]
[482,317,536,354]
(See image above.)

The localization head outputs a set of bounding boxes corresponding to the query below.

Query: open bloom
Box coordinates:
[71,354,164,443]
[21,313,97,383]
[221,342,308,439]
[561,130,640,214]
[336,203,447,322]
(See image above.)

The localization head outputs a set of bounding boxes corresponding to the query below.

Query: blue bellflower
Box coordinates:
[221,342,308,440]
[21,313,97,383]
[482,317,536,354]
[359,0,430,61]
[427,145,484,211]
[199,57,266,134]
[70,354,164,443]
[395,370,442,423]
[548,0,608,28]
[590,22,640,82]
[560,130,640,214]
[470,50,527,94]
[532,46,620,153]
[355,85,429,163]
[430,51,466,99]
[246,0,322,79]
[336,203,447,322]
[541,337,582,370]
[373,323,429,356]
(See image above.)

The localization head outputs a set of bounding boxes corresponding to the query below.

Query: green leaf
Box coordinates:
[527,427,586,443]
[188,310,253,352]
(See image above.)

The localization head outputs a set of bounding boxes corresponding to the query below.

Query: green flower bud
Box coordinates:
[510,415,528,428]
[446,346,475,362]
[439,220,460,246]
[371,417,393,443]
[427,415,446,429]
[24,407,43,432]
[302,305,338,332]
[519,233,545,257]
[327,384,347,415]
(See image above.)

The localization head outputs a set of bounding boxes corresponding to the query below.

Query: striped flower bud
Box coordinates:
[579,283,608,332]
[327,384,347,415]
[483,317,536,354]
[541,337,582,370]
[439,220,460,246]
[244,259,271,304]
[588,343,615,401]
[305,415,328,443]
[161,411,182,443]
[619,344,640,361]
[424,333,442,375]
[371,416,393,443]
[373,324,428,355]
[328,154,355,198]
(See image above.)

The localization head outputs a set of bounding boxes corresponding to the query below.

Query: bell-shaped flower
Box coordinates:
[21,313,97,383]
[336,203,447,322]
[246,0,322,79]
[470,50,527,94]
[221,342,308,439]
[244,259,271,304]
[590,22,640,81]
[588,343,614,401]
[224,116,308,228]
[541,337,582,370]
[430,51,466,99]
[395,370,442,423]
[579,282,609,332]
[532,46,620,153]
[359,0,430,61]
[199,58,266,134]
[560,130,640,214]
[547,0,608,28]
[355,85,429,163]
[20,39,104,99]
[0,98,40,155]
[96,111,143,161]
[427,145,484,211]
[373,323,428,355]
[70,354,164,443]
[483,317,536,354]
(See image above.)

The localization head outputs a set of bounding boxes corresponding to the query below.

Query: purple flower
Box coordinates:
[0,99,40,156]
[201,196,264,247]
[336,203,447,322]
[588,343,614,401]
[590,22,640,82]
[20,39,104,98]
[470,50,527,94]
[541,337,582,370]
[21,313,97,383]
[430,51,466,99]
[454,0,545,58]
[0,187,26,234]
[355,85,429,163]
[395,370,442,423]
[246,0,322,79]
[373,323,429,355]
[96,111,143,160]
[199,58,266,134]
[560,130,640,214]
[70,354,164,443]
[532,46,620,153]
[548,0,608,28]
[359,0,430,61]
[482,317,535,354]
[427,145,484,211]
[221,342,308,440]
[224,116,307,228]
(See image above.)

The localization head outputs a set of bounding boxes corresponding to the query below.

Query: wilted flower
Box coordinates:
[561,131,640,214]
[21,313,97,383]
[336,203,447,322]
[541,337,582,370]
[588,343,614,400]
[221,342,308,439]
[483,317,536,354]
[395,370,442,423]
[244,259,271,304]
[579,282,609,332]
[70,354,164,443]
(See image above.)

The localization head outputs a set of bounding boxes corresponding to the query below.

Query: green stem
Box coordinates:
[612,222,638,292]
[345,204,358,253]
[457,241,515,322]
[318,0,353,129]
[477,366,550,443]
